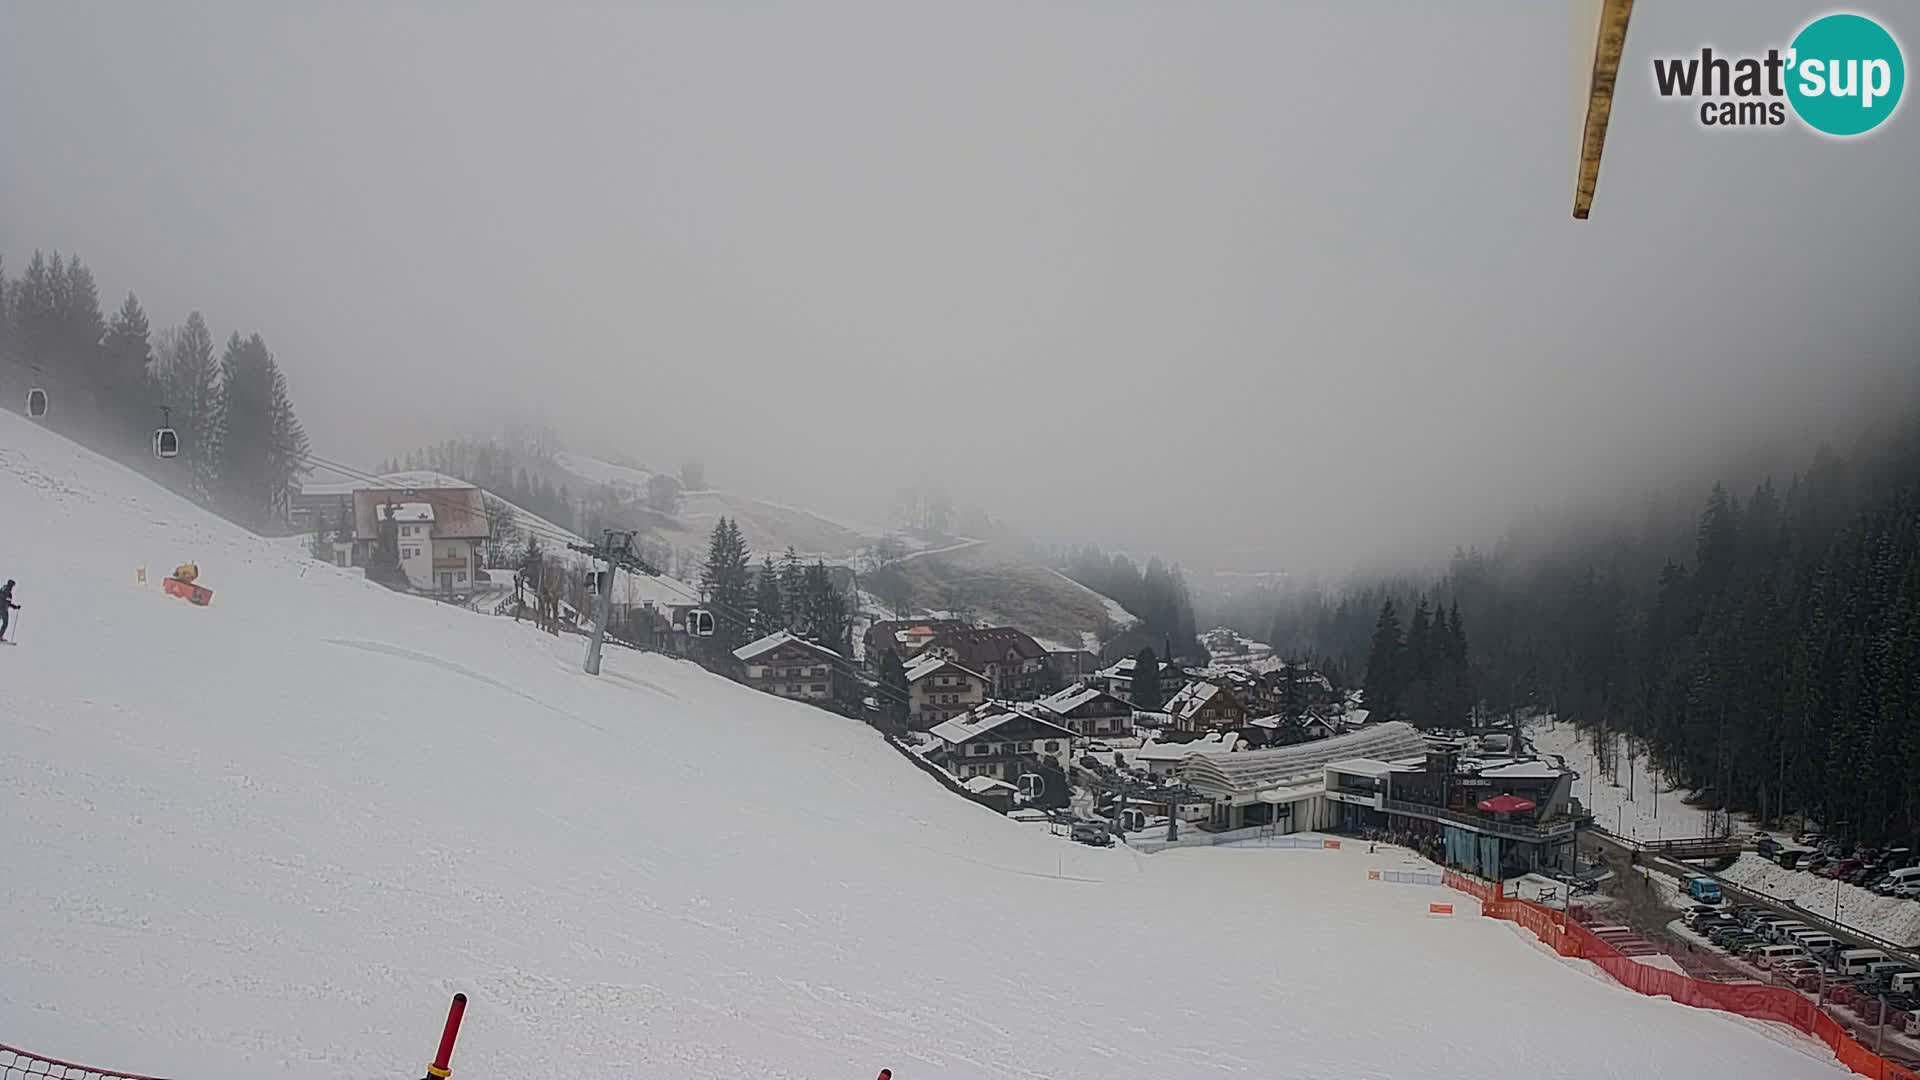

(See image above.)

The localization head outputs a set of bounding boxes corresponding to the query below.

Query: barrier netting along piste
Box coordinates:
[3,997,897,1080]
[0,1044,174,1080]
[1442,870,1920,1080]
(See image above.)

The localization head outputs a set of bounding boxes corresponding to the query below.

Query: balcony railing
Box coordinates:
[1381,797,1578,844]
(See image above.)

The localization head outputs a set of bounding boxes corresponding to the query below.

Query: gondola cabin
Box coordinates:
[27,388,48,418]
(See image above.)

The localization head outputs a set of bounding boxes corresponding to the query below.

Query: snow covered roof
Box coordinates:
[1477,759,1568,781]
[733,630,842,663]
[929,704,1072,746]
[1165,680,1228,721]
[960,775,1019,795]
[1180,722,1428,797]
[904,656,987,684]
[1037,683,1118,715]
[1325,757,1397,778]
[302,470,477,497]
[352,486,488,541]
[1134,732,1240,762]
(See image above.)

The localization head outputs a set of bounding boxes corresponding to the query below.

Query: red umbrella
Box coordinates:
[1478,793,1537,813]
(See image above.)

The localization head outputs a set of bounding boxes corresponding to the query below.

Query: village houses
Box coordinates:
[1035,682,1135,741]
[1164,679,1249,733]
[920,626,1052,700]
[350,486,489,594]
[903,653,991,730]
[926,703,1076,783]
[1093,655,1187,704]
[733,630,844,705]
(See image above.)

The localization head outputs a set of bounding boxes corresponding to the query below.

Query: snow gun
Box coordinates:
[162,562,214,606]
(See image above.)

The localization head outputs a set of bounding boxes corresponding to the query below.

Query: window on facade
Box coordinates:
[968,744,989,756]
[786,684,802,693]
[455,572,466,582]
[810,684,825,693]
[1015,741,1031,752]
[1044,741,1059,752]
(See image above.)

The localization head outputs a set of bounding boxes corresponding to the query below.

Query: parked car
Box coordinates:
[1776,958,1821,980]
[1892,881,1920,900]
[1825,858,1864,880]
[1796,831,1826,847]
[1683,905,1721,929]
[1758,836,1783,859]
[1070,822,1113,847]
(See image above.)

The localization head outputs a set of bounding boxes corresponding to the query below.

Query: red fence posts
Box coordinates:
[426,993,468,1079]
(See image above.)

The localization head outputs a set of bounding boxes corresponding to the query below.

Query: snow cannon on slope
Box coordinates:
[163,562,214,606]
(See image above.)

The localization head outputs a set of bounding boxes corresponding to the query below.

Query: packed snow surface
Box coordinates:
[0,413,1848,1080]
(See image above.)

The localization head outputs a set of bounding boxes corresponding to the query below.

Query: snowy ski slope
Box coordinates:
[0,412,1849,1080]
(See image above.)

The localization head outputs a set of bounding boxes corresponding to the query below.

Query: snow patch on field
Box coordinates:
[0,413,1850,1080]
[1525,717,1748,841]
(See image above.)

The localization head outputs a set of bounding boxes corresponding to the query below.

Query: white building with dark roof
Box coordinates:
[1035,682,1135,740]
[903,654,990,730]
[734,631,844,704]
[928,704,1075,783]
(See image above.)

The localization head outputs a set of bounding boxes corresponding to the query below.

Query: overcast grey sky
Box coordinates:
[4,1,1916,574]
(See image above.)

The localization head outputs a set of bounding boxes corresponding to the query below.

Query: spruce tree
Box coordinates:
[1363,599,1404,718]
[699,517,754,650]
[100,293,153,436]
[879,648,910,729]
[1132,646,1162,711]
[780,546,804,628]
[161,312,220,499]
[803,561,850,654]
[754,555,785,636]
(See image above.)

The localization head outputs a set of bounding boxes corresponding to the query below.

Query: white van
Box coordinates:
[1795,931,1839,952]
[1891,971,1920,996]
[1837,948,1890,975]
[1876,866,1920,894]
[1766,920,1808,943]
[1753,944,1807,968]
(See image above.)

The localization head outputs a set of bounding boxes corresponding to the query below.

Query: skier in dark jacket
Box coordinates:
[0,580,17,640]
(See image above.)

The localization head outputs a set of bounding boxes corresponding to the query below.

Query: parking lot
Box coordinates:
[1584,828,1920,1070]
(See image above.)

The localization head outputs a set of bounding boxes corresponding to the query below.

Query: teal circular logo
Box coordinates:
[1787,13,1905,136]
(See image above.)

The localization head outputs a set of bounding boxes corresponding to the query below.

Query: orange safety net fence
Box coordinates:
[1441,872,1920,1080]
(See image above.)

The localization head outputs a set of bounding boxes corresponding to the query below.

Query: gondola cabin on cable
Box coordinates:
[153,406,179,459]
[687,608,716,637]
[26,387,48,418]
